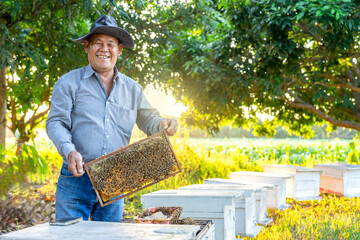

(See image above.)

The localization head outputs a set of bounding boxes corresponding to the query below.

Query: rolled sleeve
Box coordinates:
[61,142,76,160]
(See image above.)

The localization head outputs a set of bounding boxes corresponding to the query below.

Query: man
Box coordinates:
[46,15,178,222]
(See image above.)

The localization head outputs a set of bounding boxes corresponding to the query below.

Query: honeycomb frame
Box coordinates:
[84,130,182,207]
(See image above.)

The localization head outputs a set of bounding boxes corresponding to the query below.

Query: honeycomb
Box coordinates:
[85,131,181,206]
[136,206,183,224]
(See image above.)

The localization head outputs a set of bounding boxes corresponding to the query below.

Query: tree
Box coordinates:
[110,1,207,87]
[1,0,95,152]
[1,0,204,152]
[162,0,360,137]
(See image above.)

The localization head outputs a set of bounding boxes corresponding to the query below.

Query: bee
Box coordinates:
[87,132,181,201]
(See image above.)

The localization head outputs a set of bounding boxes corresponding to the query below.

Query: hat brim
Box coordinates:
[73,26,134,49]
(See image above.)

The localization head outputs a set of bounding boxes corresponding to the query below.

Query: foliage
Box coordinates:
[162,0,360,137]
[0,0,207,150]
[250,195,360,240]
[1,0,93,151]
[109,0,200,86]
[0,143,49,197]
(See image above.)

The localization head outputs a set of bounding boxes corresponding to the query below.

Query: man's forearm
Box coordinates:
[46,120,75,161]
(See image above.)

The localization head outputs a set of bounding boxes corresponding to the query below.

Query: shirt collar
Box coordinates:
[114,67,125,85]
[83,64,125,85]
[83,64,95,79]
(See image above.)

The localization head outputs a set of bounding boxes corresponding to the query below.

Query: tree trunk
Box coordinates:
[16,139,24,156]
[0,61,6,149]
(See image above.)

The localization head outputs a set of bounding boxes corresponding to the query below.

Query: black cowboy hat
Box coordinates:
[73,15,134,48]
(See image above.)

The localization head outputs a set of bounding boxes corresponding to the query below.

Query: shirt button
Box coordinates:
[106,135,109,138]
[106,118,110,122]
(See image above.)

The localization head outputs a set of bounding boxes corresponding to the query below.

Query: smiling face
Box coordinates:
[84,34,123,74]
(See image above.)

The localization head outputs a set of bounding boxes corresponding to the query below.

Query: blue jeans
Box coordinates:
[55,163,124,221]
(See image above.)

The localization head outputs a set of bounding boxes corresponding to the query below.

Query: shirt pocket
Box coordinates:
[116,107,137,134]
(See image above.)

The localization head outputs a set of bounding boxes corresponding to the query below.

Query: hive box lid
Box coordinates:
[230,171,292,178]
[205,178,275,189]
[142,189,238,212]
[147,189,243,198]
[263,164,323,173]
[314,163,360,178]
[314,163,360,171]
[229,171,292,185]
[178,184,254,198]
[0,221,200,240]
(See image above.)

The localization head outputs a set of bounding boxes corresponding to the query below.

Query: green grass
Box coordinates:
[253,195,360,240]
[10,135,360,239]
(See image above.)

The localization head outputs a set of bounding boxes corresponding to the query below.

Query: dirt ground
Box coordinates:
[0,192,56,235]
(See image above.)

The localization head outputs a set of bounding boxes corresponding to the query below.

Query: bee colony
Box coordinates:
[85,131,182,206]
[134,206,183,224]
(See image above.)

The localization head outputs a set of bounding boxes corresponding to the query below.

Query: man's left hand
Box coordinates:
[161,118,178,136]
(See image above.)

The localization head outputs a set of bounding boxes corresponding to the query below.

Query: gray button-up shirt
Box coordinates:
[46,64,163,163]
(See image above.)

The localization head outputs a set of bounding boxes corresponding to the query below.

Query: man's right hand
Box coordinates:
[67,150,85,177]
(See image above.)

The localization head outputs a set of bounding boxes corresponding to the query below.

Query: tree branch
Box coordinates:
[26,105,51,129]
[349,59,360,82]
[285,73,360,93]
[284,92,360,131]
[8,73,17,131]
[312,81,360,93]
[294,23,323,43]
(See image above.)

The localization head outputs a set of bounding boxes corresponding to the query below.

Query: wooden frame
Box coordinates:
[85,130,182,207]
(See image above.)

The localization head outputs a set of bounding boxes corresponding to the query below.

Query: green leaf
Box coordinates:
[11,0,21,17]
[296,11,305,21]
[99,0,108,7]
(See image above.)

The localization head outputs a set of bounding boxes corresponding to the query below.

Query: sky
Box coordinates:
[143,84,187,118]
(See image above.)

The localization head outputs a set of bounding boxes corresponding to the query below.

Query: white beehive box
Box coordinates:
[0,221,201,240]
[178,184,263,238]
[229,171,292,210]
[204,178,273,226]
[196,221,216,240]
[263,164,323,200]
[141,189,238,240]
[314,163,360,197]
